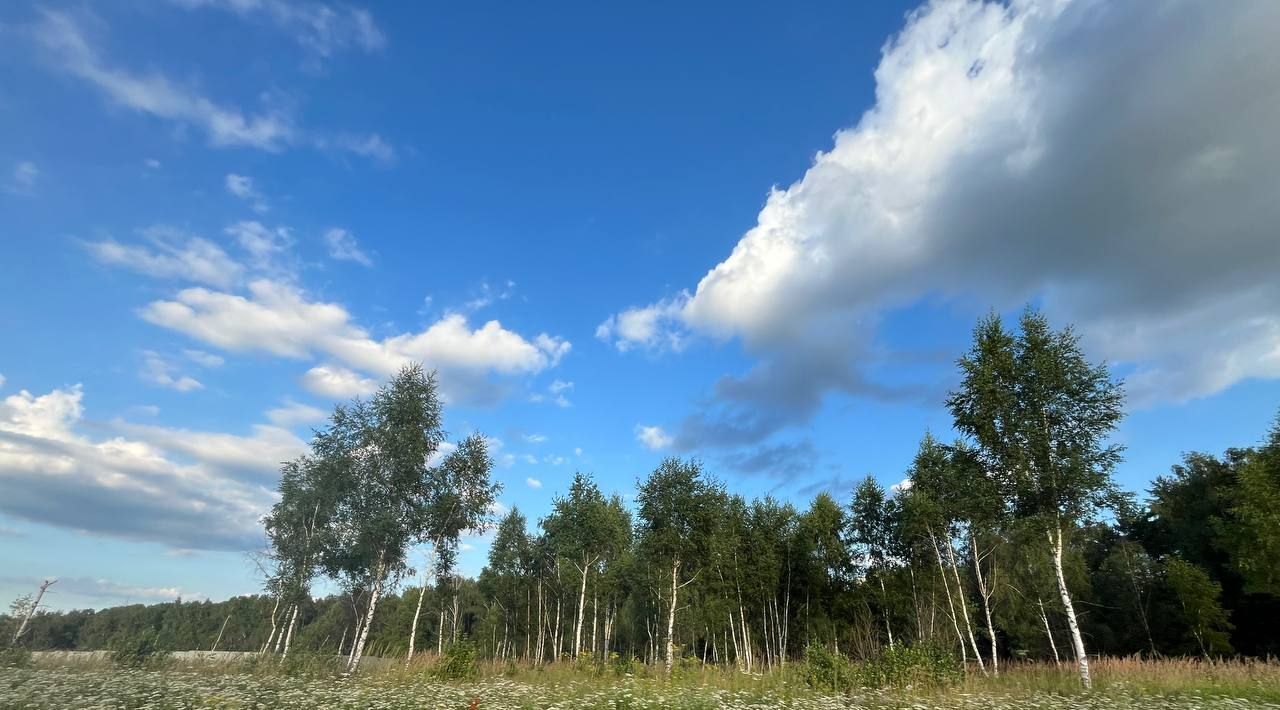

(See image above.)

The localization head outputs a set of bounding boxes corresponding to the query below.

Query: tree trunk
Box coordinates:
[451,576,461,643]
[946,538,986,674]
[348,555,386,675]
[1051,525,1090,688]
[274,604,291,653]
[573,557,590,658]
[282,604,299,659]
[437,604,446,656]
[210,614,231,652]
[261,596,281,654]
[406,582,427,666]
[1038,596,1060,664]
[728,612,743,672]
[971,531,998,675]
[878,576,895,649]
[929,529,968,668]
[665,557,680,675]
[591,586,599,659]
[535,578,545,664]
[11,579,55,646]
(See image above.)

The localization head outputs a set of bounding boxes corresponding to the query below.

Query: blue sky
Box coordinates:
[2,0,1279,609]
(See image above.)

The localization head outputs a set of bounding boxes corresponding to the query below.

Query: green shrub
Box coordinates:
[609,652,637,677]
[111,632,171,669]
[854,643,963,689]
[801,644,852,692]
[432,640,478,681]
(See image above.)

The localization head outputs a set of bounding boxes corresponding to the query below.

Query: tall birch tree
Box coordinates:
[947,310,1124,689]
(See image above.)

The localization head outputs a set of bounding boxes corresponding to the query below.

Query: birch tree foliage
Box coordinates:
[947,310,1126,525]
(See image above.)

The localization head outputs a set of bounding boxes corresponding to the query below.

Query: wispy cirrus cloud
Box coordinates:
[324,228,372,266]
[85,228,244,289]
[30,9,392,161]
[169,0,386,59]
[225,174,269,213]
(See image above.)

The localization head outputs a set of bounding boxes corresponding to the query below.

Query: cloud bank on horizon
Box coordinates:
[600,0,1280,453]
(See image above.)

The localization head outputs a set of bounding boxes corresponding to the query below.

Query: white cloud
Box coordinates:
[523,433,547,445]
[141,279,570,404]
[31,10,390,161]
[144,158,161,169]
[573,447,583,457]
[324,133,396,163]
[324,228,372,267]
[225,173,269,213]
[225,221,293,275]
[265,399,328,427]
[140,351,203,392]
[86,228,243,289]
[891,478,913,494]
[596,294,689,353]
[525,477,542,489]
[170,0,387,58]
[300,364,378,398]
[0,383,295,550]
[6,161,39,194]
[521,454,537,465]
[33,10,294,150]
[532,379,573,407]
[635,425,672,451]
[462,280,517,313]
[605,0,1280,446]
[183,349,224,368]
[0,374,6,388]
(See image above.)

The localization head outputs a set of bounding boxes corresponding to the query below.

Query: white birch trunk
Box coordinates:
[261,596,281,654]
[573,558,589,658]
[282,604,299,659]
[406,582,427,666]
[591,587,599,659]
[274,604,291,654]
[210,614,231,652]
[946,539,986,674]
[536,578,545,664]
[878,576,895,649]
[930,530,967,667]
[438,603,446,656]
[971,532,998,675]
[1052,525,1091,688]
[665,557,680,675]
[1038,596,1061,664]
[347,556,385,675]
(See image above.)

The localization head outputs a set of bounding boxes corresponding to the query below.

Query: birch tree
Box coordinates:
[542,472,628,659]
[636,457,723,675]
[848,477,897,649]
[947,310,1124,689]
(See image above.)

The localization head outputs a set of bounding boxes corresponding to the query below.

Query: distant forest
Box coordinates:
[6,310,1280,687]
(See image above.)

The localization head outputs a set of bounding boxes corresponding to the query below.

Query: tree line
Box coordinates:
[5,311,1279,688]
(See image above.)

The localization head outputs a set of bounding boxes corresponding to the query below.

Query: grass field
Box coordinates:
[3,656,1279,709]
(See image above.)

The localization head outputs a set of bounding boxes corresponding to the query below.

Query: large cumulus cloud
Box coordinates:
[603,0,1280,456]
